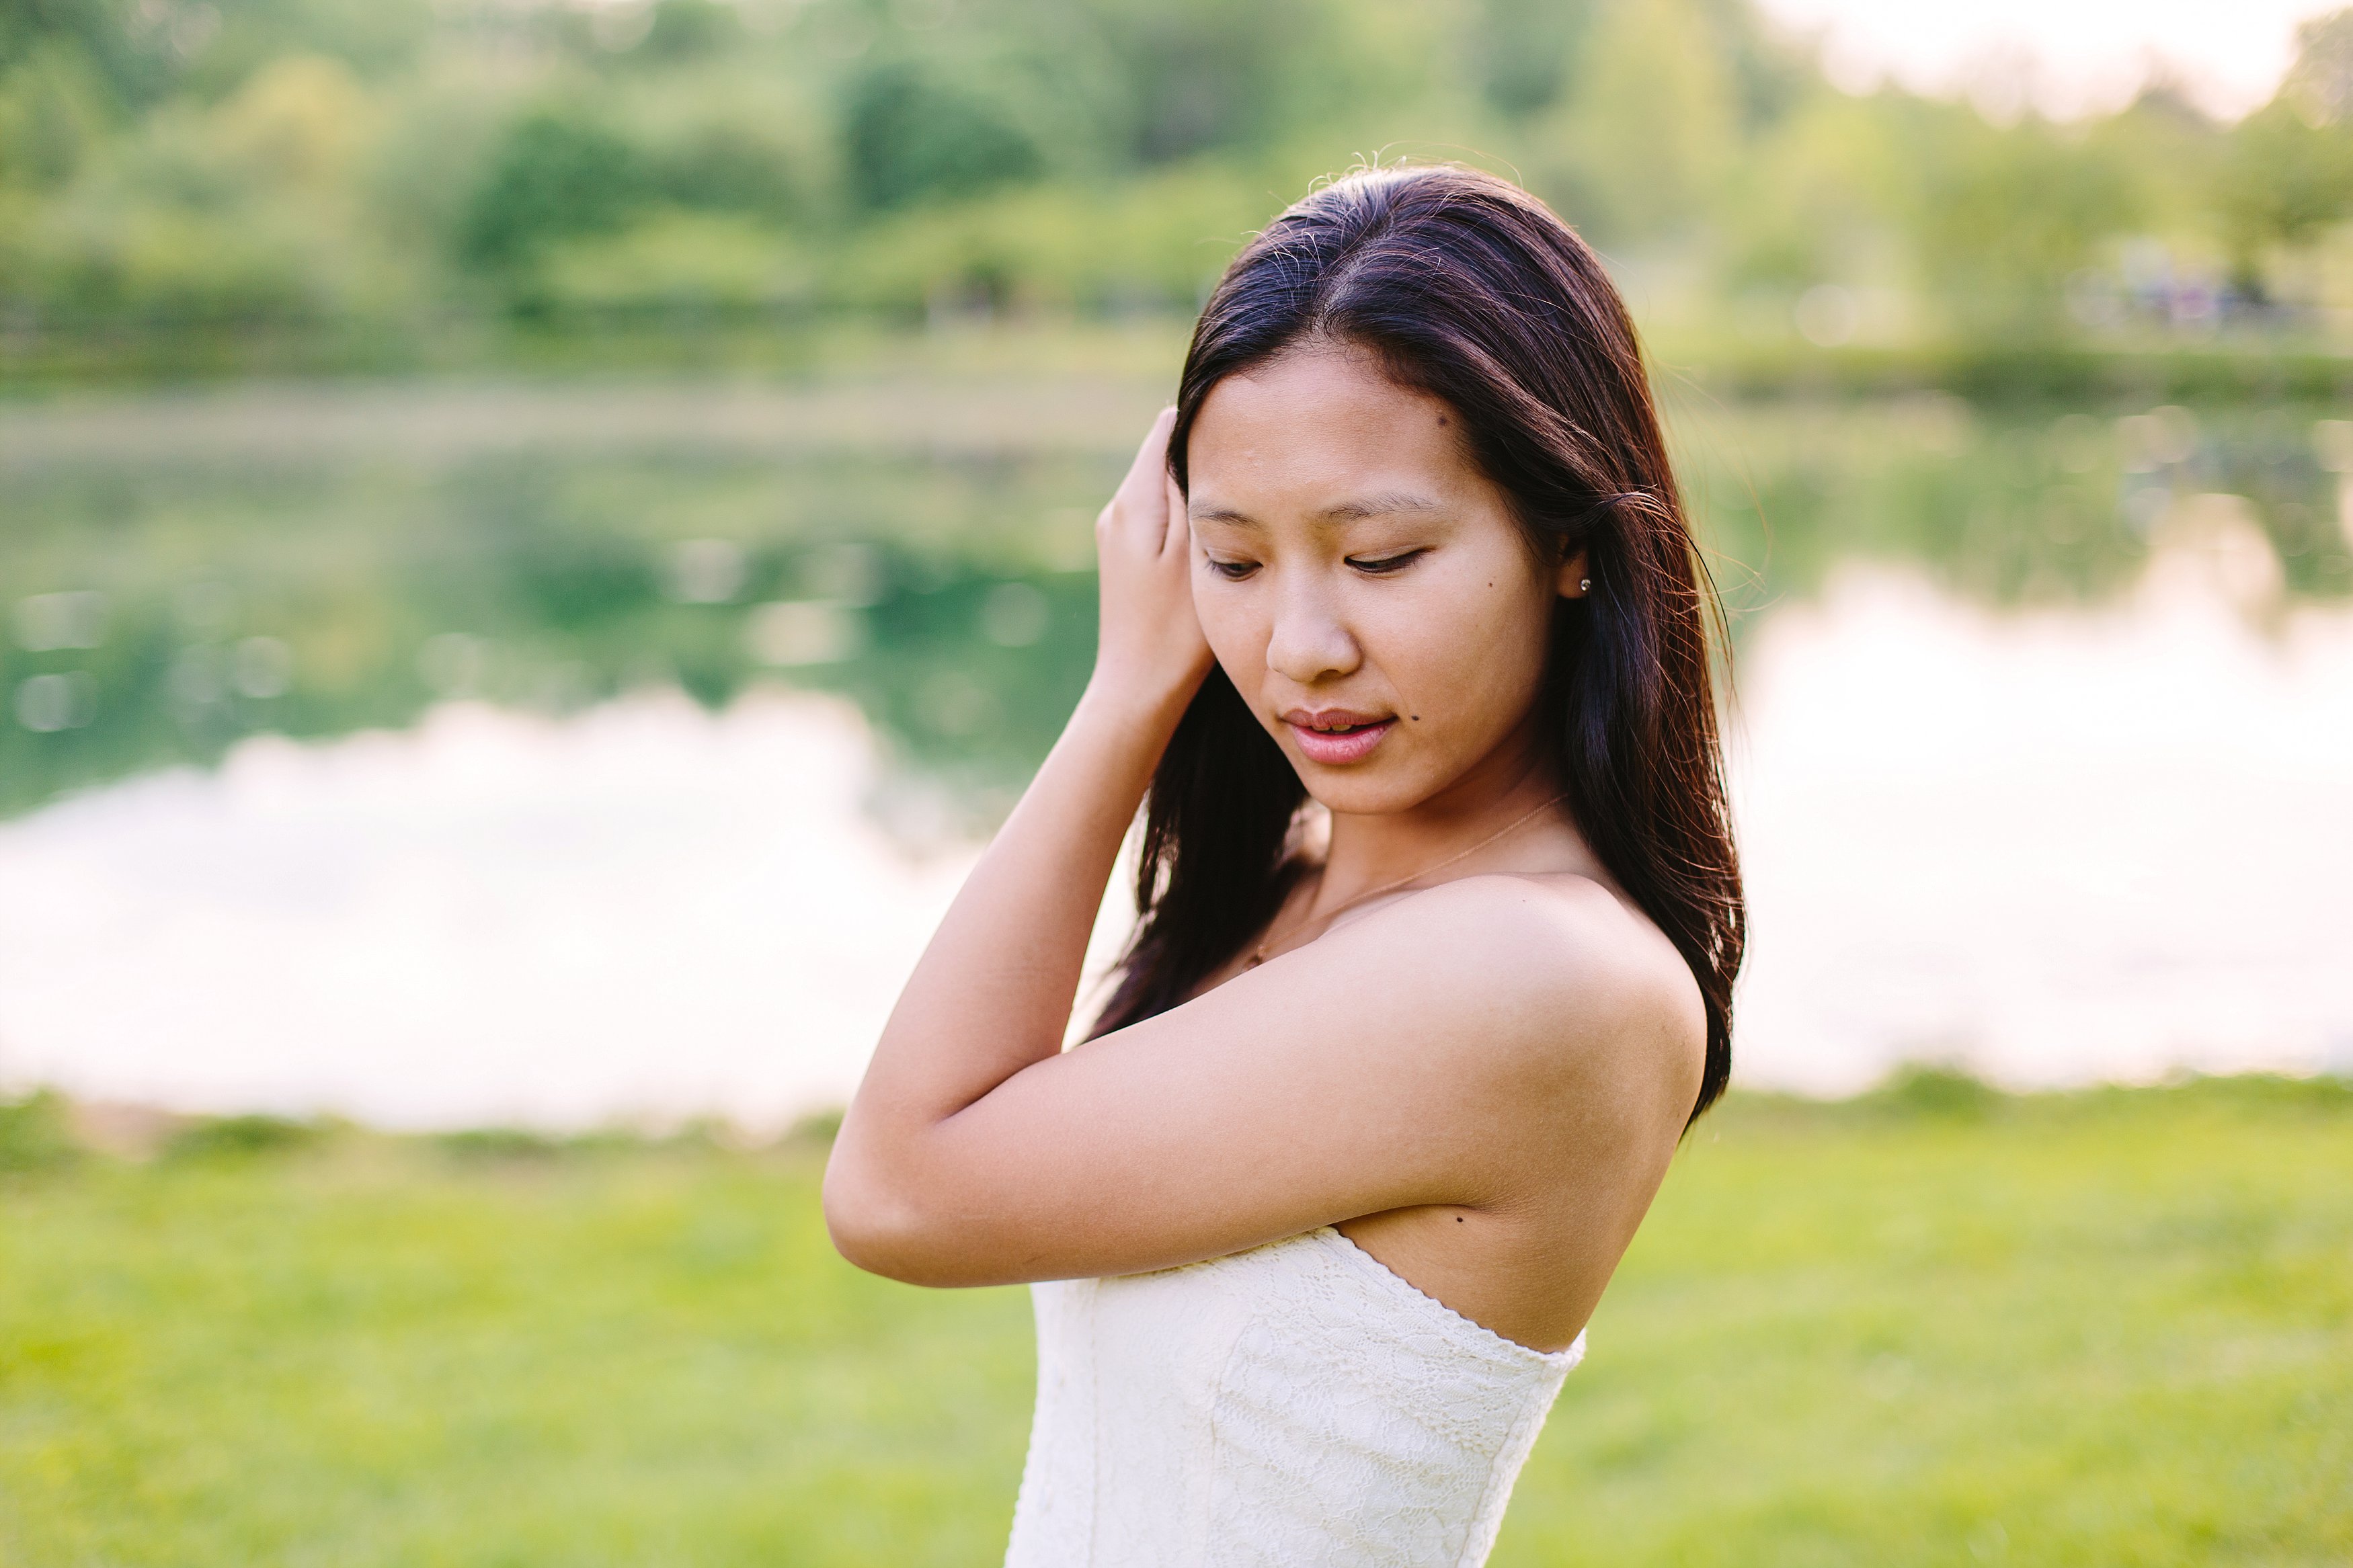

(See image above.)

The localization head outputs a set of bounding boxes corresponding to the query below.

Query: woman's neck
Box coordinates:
[1307,735,1595,918]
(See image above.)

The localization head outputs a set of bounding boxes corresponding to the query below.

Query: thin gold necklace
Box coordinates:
[1244,792,1569,968]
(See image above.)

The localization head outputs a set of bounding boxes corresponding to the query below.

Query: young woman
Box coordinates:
[824,163,1743,1565]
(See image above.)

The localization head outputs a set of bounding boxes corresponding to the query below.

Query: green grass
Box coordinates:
[1,1077,2346,1566]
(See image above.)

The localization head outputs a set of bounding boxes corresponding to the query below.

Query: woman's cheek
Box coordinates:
[1413,576,1544,731]
[1194,591,1265,698]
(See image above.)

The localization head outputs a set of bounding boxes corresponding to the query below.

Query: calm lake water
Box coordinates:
[2,372,2348,1125]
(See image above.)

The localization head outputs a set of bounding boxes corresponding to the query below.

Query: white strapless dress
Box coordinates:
[1003,1225,1584,1567]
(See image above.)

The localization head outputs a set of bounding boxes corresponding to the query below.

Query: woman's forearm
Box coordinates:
[848,676,1187,1124]
[826,408,1205,1255]
[823,677,1189,1253]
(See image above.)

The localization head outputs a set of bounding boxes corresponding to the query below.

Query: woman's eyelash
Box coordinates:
[1204,551,1421,579]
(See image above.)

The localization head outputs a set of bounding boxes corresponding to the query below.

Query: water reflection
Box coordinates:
[1675,394,2353,615]
[1,380,2348,1116]
[1734,560,2353,1094]
[1,421,1122,826]
[1,560,2344,1126]
[5,382,2349,823]
[0,689,979,1128]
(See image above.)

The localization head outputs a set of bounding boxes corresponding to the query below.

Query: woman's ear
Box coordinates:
[1556,546,1591,600]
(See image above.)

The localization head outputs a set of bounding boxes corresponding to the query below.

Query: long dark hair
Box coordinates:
[1092,163,1744,1124]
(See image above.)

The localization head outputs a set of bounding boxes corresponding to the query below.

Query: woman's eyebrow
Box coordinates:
[1319,491,1444,522]
[1189,492,1445,528]
[1189,502,1259,527]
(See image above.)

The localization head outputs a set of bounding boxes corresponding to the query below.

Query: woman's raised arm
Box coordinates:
[821,408,1211,1251]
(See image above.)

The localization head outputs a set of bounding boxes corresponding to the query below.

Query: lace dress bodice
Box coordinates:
[1003,1225,1583,1567]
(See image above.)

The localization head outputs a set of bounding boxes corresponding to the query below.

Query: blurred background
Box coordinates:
[1,0,2349,1562]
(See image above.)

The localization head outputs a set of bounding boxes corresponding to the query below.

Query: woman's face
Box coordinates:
[1185,345,1584,815]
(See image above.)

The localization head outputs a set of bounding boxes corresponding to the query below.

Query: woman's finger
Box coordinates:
[1161,474,1189,561]
[1115,409,1179,513]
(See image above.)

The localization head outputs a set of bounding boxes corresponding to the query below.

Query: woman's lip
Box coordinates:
[1285,716,1396,765]
[1282,707,1386,730]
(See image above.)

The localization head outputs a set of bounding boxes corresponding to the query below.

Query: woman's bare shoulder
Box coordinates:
[1354,871,1706,1116]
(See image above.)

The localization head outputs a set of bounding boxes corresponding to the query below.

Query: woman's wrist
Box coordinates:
[1076,664,1203,739]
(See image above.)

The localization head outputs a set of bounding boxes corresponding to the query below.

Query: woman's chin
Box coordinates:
[1289,757,1435,819]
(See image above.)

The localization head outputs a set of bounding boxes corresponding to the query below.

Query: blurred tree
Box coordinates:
[0,40,113,189]
[2284,7,2353,128]
[1469,0,1593,122]
[1110,0,1316,163]
[1717,87,1895,292]
[0,0,2335,354]
[635,0,747,65]
[2217,13,2353,294]
[842,59,1043,210]
[539,210,803,316]
[639,114,808,220]
[1903,108,2144,334]
[608,64,833,222]
[0,0,177,110]
[461,108,647,273]
[182,0,434,97]
[210,55,372,191]
[1544,0,1739,245]
[1692,0,1809,133]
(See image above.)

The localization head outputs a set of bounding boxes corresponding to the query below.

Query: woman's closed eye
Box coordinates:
[1203,548,1425,581]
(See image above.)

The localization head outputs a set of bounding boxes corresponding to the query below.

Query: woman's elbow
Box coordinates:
[821,1155,972,1286]
[822,1155,914,1277]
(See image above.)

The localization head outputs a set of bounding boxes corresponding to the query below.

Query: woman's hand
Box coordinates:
[828,417,1215,1258]
[1089,407,1213,710]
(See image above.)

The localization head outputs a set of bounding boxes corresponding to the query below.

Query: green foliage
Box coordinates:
[429,1124,728,1161]
[1543,0,1739,243]
[1,0,2350,354]
[1107,0,1330,165]
[637,0,746,65]
[843,60,1045,213]
[539,210,807,315]
[1470,0,1592,122]
[433,1126,570,1161]
[460,108,647,272]
[785,1107,844,1147]
[636,116,805,222]
[0,1089,78,1173]
[0,0,178,112]
[447,74,828,312]
[826,165,1268,313]
[2220,101,2353,269]
[0,42,114,190]
[164,1113,327,1161]
[181,0,436,97]
[1864,1063,2006,1120]
[1905,110,2148,333]
[0,1081,2342,1561]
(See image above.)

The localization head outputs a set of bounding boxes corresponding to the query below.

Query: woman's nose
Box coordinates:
[1264,576,1361,685]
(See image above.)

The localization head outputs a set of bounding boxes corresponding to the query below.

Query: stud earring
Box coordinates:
[1579,577,1591,593]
